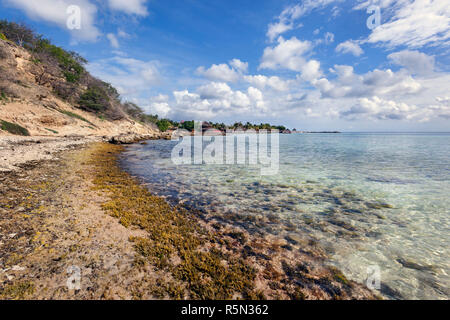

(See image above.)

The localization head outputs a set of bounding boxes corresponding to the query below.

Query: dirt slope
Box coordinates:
[0,38,159,138]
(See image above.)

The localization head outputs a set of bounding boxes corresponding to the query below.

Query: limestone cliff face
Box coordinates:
[0,39,160,138]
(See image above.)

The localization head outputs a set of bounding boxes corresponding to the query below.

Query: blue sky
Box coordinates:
[1,0,449,131]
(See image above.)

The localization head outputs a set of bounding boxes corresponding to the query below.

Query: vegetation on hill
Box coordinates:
[0,119,30,136]
[0,20,153,124]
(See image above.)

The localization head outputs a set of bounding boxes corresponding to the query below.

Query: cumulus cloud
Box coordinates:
[4,0,100,42]
[259,36,313,72]
[166,82,269,120]
[107,0,149,16]
[315,66,422,99]
[388,50,435,76]
[198,82,234,100]
[229,59,248,73]
[364,0,450,48]
[341,96,418,120]
[341,96,450,122]
[244,75,290,92]
[197,64,236,83]
[300,60,322,82]
[335,40,364,56]
[196,59,248,83]
[143,94,171,117]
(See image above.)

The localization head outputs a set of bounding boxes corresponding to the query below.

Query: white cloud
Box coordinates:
[107,0,149,16]
[388,50,435,76]
[4,0,100,42]
[436,96,450,106]
[353,0,397,11]
[267,21,295,43]
[315,66,422,99]
[196,59,248,83]
[300,60,322,82]
[168,82,270,120]
[197,82,250,109]
[87,56,161,95]
[315,32,335,45]
[259,36,313,72]
[341,96,417,120]
[107,33,120,48]
[197,64,240,83]
[143,94,171,117]
[244,75,290,92]
[229,59,248,73]
[117,29,131,38]
[335,40,364,56]
[266,0,339,41]
[365,0,450,48]
[340,96,450,122]
[247,87,266,110]
[198,82,234,100]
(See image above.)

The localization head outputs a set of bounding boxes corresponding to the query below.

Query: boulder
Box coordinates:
[108,133,155,145]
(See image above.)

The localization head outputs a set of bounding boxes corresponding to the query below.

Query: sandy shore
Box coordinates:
[0,136,102,172]
[0,138,378,300]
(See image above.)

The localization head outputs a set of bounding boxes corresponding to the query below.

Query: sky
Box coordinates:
[1,0,449,131]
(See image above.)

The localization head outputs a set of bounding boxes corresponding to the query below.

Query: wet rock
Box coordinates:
[380,283,403,300]
[366,202,394,210]
[108,134,158,145]
[396,258,437,272]
[285,234,302,245]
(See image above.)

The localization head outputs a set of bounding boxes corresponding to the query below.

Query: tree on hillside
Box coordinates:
[0,20,34,47]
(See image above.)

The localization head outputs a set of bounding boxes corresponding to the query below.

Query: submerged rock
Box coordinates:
[396,258,437,272]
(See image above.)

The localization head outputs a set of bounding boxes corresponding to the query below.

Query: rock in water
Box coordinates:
[108,134,156,144]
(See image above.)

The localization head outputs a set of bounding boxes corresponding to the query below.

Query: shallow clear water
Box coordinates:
[120,133,450,300]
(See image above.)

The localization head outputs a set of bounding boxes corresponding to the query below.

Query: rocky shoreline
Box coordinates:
[0,138,378,300]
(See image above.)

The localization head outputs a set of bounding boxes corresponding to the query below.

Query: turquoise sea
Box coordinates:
[120,133,450,300]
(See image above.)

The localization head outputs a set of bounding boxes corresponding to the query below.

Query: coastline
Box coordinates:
[0,138,378,300]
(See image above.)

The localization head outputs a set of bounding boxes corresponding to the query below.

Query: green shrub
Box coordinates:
[45,128,58,134]
[34,39,85,83]
[140,113,159,124]
[156,119,171,132]
[78,86,109,113]
[0,119,30,136]
[0,33,7,41]
[181,120,195,132]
